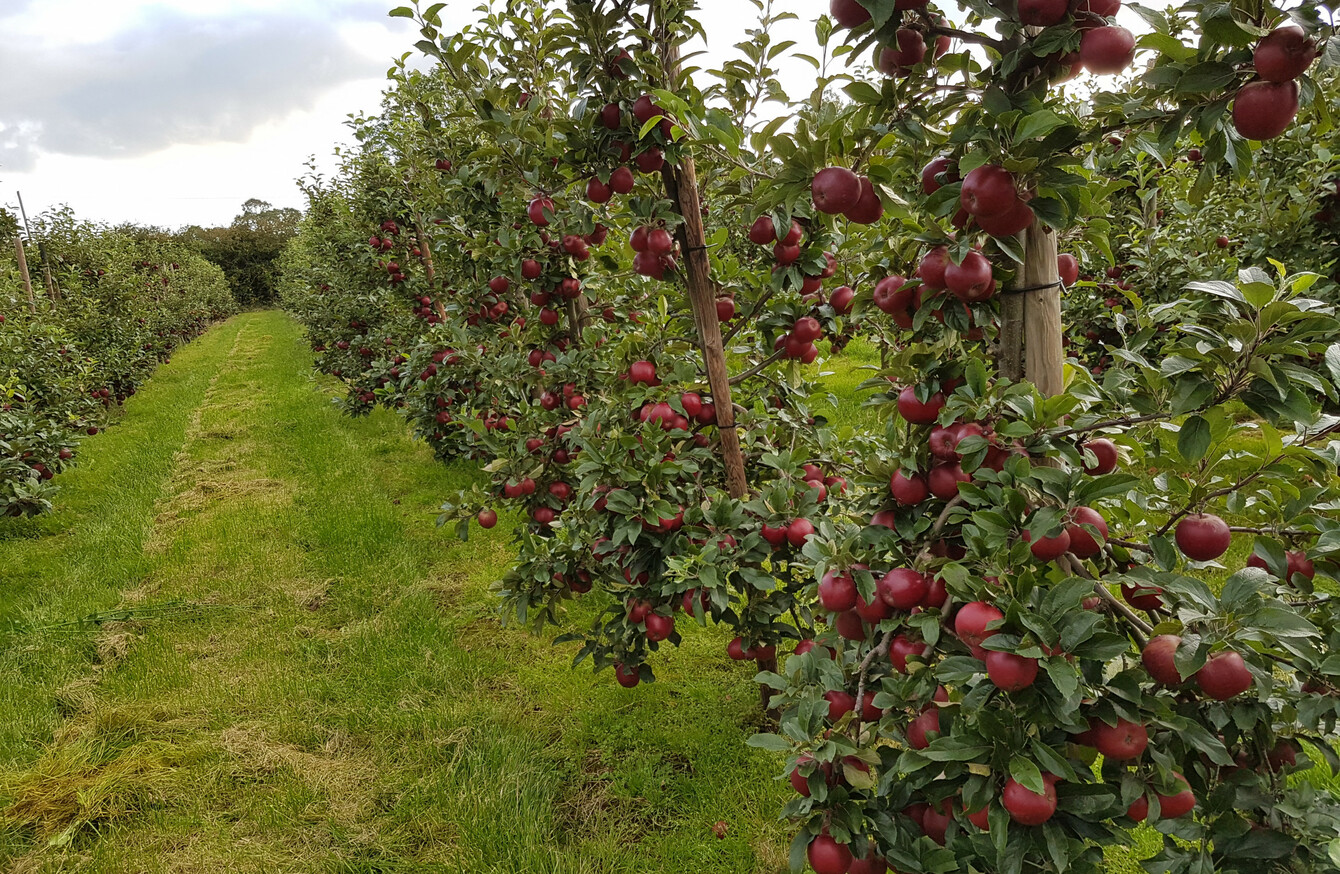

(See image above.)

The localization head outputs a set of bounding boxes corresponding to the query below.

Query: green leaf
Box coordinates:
[389,6,415,18]
[746,732,792,751]
[1014,110,1067,143]
[1176,415,1211,463]
[1009,756,1045,795]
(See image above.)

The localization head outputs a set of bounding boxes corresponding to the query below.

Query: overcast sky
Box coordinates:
[0,0,1168,231]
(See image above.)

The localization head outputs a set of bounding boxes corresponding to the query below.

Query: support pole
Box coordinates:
[13,236,36,314]
[1020,223,1064,397]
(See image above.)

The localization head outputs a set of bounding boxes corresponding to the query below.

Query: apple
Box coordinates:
[819,570,858,612]
[521,259,542,280]
[608,166,636,194]
[976,200,1035,237]
[644,612,674,642]
[959,164,1017,217]
[794,316,823,343]
[527,196,554,226]
[1155,773,1195,819]
[872,275,918,318]
[586,176,612,203]
[807,834,853,874]
[824,690,856,721]
[1026,528,1071,561]
[875,29,927,77]
[830,285,855,314]
[614,663,640,687]
[812,166,863,214]
[955,600,1003,649]
[896,385,945,423]
[635,147,664,173]
[715,297,736,321]
[845,176,884,224]
[1286,550,1315,581]
[1075,0,1121,14]
[1057,253,1079,286]
[877,568,928,610]
[945,251,995,302]
[1233,80,1299,141]
[1065,506,1108,558]
[748,215,776,244]
[1002,776,1057,825]
[1081,437,1118,474]
[830,0,871,28]
[917,245,951,289]
[920,156,958,195]
[927,463,970,500]
[1018,0,1069,26]
[1121,582,1163,611]
[774,242,801,265]
[788,518,815,547]
[906,708,939,749]
[1196,650,1252,699]
[835,609,867,640]
[984,649,1038,692]
[890,469,930,505]
[920,801,950,845]
[847,848,888,874]
[1254,25,1318,83]
[1215,235,1230,249]
[888,635,929,673]
[1174,513,1231,561]
[1079,26,1136,74]
[1142,634,1184,685]
[477,509,497,528]
[1089,718,1147,760]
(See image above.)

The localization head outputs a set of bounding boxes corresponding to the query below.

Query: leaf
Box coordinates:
[388,6,415,18]
[1009,756,1045,795]
[746,733,791,751]
[1015,110,1067,143]
[1219,568,1266,611]
[1176,415,1211,463]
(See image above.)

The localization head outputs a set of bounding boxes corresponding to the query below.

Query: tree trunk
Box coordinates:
[13,237,36,314]
[1021,223,1064,397]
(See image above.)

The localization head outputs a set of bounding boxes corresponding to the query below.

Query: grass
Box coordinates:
[0,311,790,873]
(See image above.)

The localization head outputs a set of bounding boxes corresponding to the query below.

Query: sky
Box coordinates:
[0,0,1168,231]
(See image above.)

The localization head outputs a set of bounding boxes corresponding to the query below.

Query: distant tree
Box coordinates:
[179,199,301,306]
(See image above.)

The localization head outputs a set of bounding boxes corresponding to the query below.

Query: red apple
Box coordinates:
[819,570,858,612]
[1057,253,1079,286]
[889,635,929,673]
[920,156,957,195]
[845,176,884,224]
[878,568,929,610]
[1156,773,1195,819]
[476,509,497,529]
[1002,776,1057,825]
[896,385,945,423]
[1079,26,1136,75]
[955,600,1003,649]
[1233,80,1300,141]
[889,469,929,505]
[875,28,927,77]
[807,835,853,874]
[1254,25,1318,83]
[830,0,871,28]
[959,164,1017,217]
[812,166,863,215]
[1196,650,1252,699]
[1089,718,1148,760]
[1018,0,1069,26]
[1142,634,1183,685]
[1065,506,1108,558]
[945,251,995,302]
[1175,513,1231,561]
[986,651,1039,690]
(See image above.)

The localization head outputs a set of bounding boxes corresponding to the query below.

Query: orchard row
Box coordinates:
[280,2,1340,872]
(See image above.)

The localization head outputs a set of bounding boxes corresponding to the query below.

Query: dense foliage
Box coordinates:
[281,1,1340,871]
[179,199,302,307]
[1,208,235,516]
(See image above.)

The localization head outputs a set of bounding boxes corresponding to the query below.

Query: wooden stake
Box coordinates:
[413,220,449,322]
[13,236,36,314]
[1021,223,1064,397]
[655,23,748,499]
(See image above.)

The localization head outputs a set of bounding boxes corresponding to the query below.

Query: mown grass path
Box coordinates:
[0,311,789,873]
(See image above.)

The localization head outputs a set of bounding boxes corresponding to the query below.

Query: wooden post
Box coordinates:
[16,192,58,303]
[1020,223,1064,397]
[998,290,1024,382]
[13,237,36,314]
[413,219,449,322]
[654,20,748,500]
